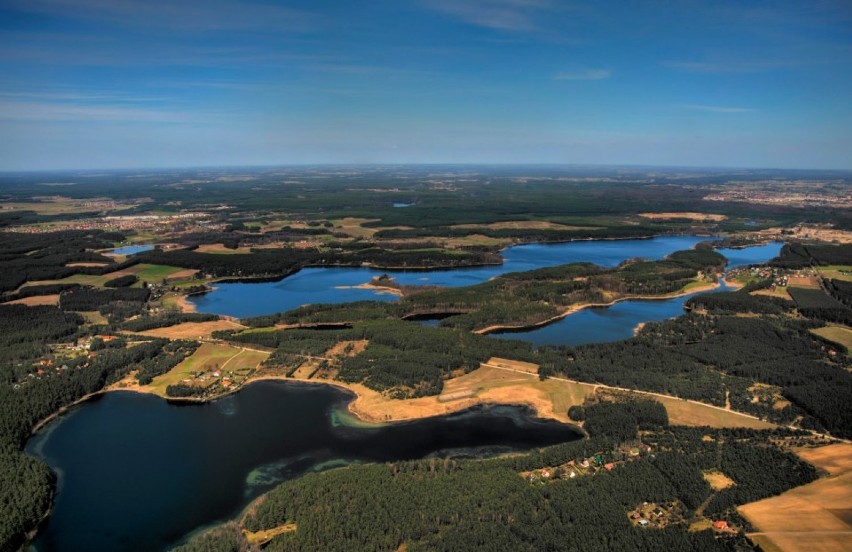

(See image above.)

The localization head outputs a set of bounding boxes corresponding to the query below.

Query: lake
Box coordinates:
[106,244,155,255]
[191,236,716,318]
[190,238,782,319]
[489,279,733,346]
[27,382,582,552]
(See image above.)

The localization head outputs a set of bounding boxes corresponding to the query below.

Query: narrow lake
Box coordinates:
[190,237,782,321]
[26,382,581,552]
[489,279,733,346]
[190,236,725,318]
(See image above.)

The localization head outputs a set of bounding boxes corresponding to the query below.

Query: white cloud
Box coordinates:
[421,0,550,32]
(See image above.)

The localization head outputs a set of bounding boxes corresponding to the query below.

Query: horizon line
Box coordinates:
[1,161,851,175]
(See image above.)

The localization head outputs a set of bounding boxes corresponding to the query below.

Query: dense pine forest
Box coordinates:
[176,398,818,551]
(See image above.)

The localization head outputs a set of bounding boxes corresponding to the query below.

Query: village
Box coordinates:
[521,438,746,539]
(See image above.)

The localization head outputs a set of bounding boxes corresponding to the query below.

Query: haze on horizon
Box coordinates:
[1,0,851,172]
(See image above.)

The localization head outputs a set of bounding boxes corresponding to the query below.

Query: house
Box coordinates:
[604,463,615,471]
[713,521,729,531]
[638,519,649,527]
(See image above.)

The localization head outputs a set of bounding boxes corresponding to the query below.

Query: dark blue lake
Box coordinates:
[26,382,581,552]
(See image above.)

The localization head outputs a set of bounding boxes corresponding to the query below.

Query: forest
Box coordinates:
[177,398,817,552]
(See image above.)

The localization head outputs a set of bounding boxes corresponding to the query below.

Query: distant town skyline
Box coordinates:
[1,0,851,171]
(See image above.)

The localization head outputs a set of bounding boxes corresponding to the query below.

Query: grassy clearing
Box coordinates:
[136,320,246,339]
[702,470,735,491]
[148,343,269,396]
[4,294,60,306]
[817,265,852,282]
[810,325,852,352]
[78,311,108,325]
[752,287,791,300]
[195,243,254,254]
[680,278,718,292]
[22,263,192,289]
[132,264,195,282]
[654,396,774,429]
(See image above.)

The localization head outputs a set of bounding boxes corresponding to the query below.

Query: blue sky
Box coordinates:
[0,0,850,170]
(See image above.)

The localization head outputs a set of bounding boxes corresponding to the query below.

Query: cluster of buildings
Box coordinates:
[3,212,227,234]
[524,444,649,483]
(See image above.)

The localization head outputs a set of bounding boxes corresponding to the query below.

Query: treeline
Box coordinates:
[58,286,150,312]
[135,245,497,280]
[0,283,82,303]
[372,223,666,242]
[103,274,138,288]
[770,242,852,268]
[788,286,852,325]
[0,230,126,293]
[686,291,792,315]
[121,312,219,332]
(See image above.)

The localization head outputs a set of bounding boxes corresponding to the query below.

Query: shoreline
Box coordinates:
[473,279,721,335]
[336,282,404,297]
[171,293,198,313]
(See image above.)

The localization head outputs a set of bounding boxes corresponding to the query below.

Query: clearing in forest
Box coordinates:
[4,294,60,306]
[136,320,246,339]
[702,470,735,491]
[148,342,269,396]
[810,325,852,353]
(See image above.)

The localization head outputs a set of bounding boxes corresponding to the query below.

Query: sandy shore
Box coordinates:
[337,282,404,297]
[171,294,198,313]
[474,280,721,335]
[722,277,745,290]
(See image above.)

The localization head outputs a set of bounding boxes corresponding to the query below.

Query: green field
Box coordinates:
[818,265,852,282]
[148,342,269,396]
